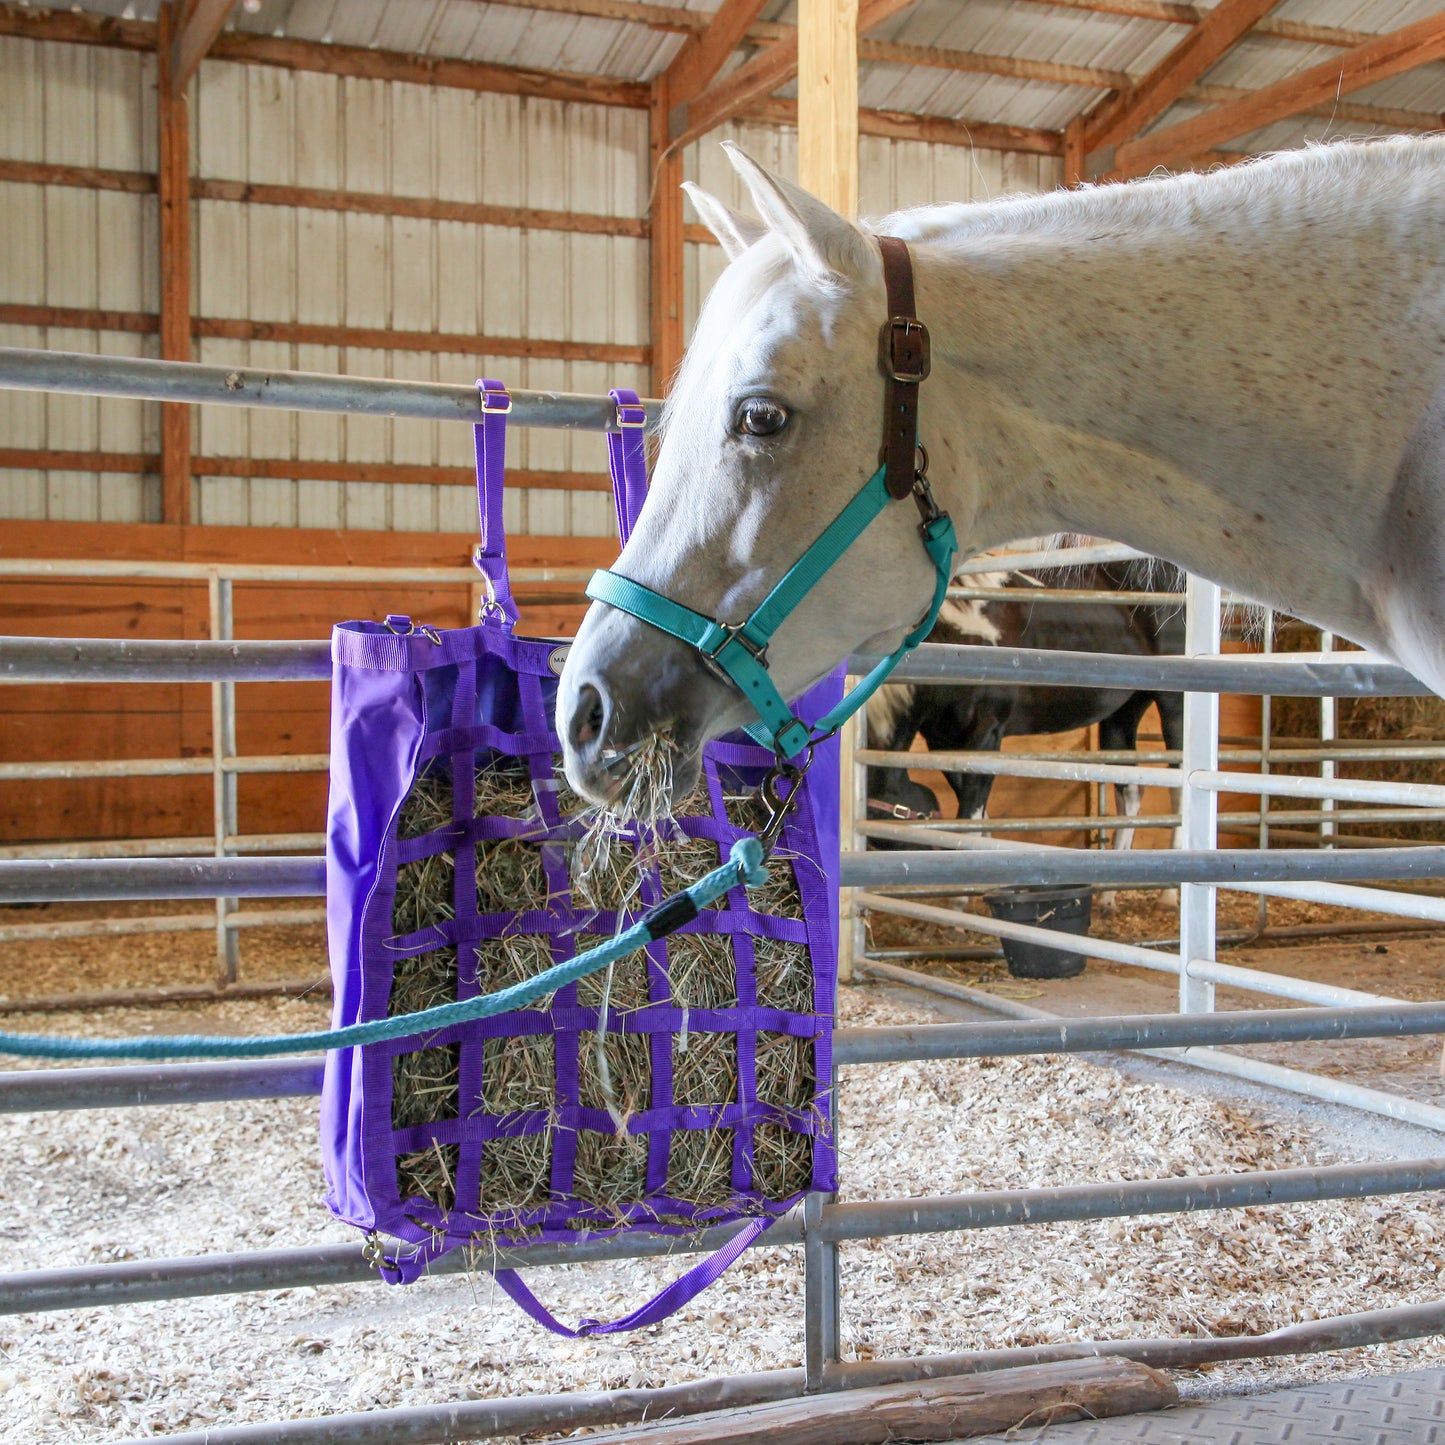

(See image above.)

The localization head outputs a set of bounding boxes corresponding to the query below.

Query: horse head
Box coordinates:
[559,145,954,808]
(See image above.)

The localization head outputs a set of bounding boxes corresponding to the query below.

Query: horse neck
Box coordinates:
[908,155,1441,647]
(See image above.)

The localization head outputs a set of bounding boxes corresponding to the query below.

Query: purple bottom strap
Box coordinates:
[491,1214,774,1336]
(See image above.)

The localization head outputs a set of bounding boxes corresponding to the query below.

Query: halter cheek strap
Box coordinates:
[586,236,957,761]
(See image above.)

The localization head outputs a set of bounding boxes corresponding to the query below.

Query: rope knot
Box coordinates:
[729,836,769,890]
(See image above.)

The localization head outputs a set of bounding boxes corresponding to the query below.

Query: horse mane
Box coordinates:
[872,134,1443,251]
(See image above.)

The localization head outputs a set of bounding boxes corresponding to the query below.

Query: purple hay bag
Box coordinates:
[320,382,841,1310]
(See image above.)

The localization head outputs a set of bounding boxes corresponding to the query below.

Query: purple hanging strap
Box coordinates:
[473,377,520,625]
[491,1214,773,1337]
[607,388,649,546]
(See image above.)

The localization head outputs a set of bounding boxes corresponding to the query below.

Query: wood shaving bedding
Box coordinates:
[1,989,1443,1441]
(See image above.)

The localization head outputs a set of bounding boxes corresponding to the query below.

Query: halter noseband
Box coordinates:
[585,236,957,763]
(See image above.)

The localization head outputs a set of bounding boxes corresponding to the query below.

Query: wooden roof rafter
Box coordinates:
[168,0,237,94]
[1111,8,1445,177]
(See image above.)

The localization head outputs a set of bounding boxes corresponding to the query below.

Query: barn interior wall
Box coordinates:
[0,30,1069,848]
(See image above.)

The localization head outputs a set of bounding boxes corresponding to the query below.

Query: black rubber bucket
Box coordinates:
[983,886,1094,979]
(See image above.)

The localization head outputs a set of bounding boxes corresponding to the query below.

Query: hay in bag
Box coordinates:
[321,381,841,1334]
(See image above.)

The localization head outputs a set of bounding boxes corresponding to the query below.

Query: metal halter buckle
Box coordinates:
[615,401,647,429]
[880,316,931,383]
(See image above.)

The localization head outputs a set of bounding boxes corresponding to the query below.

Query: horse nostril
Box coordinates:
[571,684,606,749]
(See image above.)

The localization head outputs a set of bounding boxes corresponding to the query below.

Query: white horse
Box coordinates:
[560,136,1445,807]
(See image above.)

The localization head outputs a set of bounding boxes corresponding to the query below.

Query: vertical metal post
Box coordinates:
[209,572,240,983]
[836,706,865,985]
[1179,573,1220,1013]
[1320,630,1337,846]
[802,1189,840,1392]
[1255,608,1274,935]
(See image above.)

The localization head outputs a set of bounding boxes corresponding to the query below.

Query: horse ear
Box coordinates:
[681,181,765,262]
[722,141,873,282]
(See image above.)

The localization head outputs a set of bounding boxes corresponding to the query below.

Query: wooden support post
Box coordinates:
[157,1,193,526]
[649,77,686,396]
[1063,113,1087,187]
[797,0,858,219]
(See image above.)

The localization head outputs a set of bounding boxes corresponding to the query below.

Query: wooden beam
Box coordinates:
[1084,0,1281,155]
[157,2,193,527]
[649,79,687,395]
[209,30,648,108]
[798,0,859,220]
[672,0,917,149]
[0,158,156,194]
[0,304,650,365]
[664,0,772,103]
[192,317,650,365]
[0,448,614,491]
[746,98,1063,156]
[192,178,649,237]
[1063,113,1087,185]
[1115,11,1445,177]
[169,0,235,94]
[2,2,1437,143]
[576,1360,1177,1445]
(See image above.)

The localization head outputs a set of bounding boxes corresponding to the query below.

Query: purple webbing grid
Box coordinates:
[368,666,834,1254]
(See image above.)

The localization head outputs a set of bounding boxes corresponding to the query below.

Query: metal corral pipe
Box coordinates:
[837,1001,1445,1065]
[18,1000,1445,1113]
[0,834,324,862]
[0,347,662,431]
[948,587,1185,605]
[0,637,331,683]
[835,1298,1445,1383]
[98,1298,1445,1445]
[1151,1047,1445,1132]
[881,643,1429,697]
[0,558,592,586]
[0,908,323,945]
[859,748,1177,789]
[0,1059,326,1112]
[818,1155,1445,1244]
[840,846,1445,889]
[1192,768,1445,808]
[0,1217,804,1315]
[0,857,326,902]
[0,755,320,780]
[2,636,1431,695]
[856,892,1179,972]
[103,1372,806,1445]
[954,543,1149,574]
[861,744,1445,765]
[1179,957,1402,1008]
[1226,879,1445,922]
[858,894,1408,1008]
[9,1152,1445,1314]
[11,846,1445,904]
[0,975,328,1015]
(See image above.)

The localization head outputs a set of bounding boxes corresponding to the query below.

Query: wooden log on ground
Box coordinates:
[578,1358,1178,1445]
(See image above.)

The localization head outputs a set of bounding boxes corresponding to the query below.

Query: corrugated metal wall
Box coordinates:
[0,37,160,524]
[0,34,1061,539]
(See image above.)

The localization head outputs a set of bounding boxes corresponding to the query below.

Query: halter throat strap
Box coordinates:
[585,235,956,761]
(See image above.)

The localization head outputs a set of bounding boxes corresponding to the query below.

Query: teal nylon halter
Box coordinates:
[585,237,957,761]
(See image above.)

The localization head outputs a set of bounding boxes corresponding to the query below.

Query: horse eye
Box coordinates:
[736,399,789,437]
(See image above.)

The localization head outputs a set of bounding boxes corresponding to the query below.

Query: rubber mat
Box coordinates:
[962,1365,1445,1443]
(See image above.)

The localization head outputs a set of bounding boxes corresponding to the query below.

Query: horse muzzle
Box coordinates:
[557,605,739,808]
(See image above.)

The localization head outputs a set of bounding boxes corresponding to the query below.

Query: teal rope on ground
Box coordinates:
[0,838,769,1063]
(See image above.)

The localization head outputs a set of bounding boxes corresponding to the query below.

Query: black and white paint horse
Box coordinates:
[866,561,1185,905]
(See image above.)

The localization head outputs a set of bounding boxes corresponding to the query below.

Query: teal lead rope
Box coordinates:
[0,838,768,1062]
